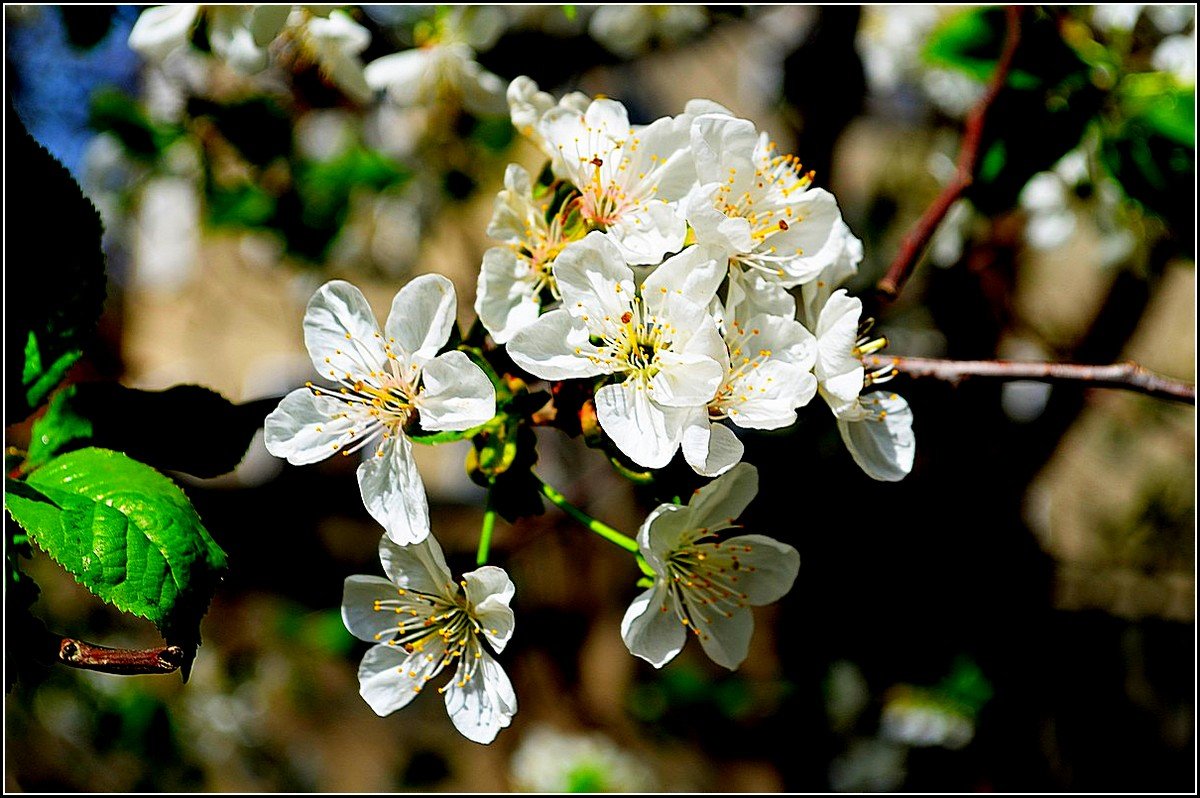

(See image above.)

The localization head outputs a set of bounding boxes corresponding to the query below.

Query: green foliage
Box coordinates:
[89,89,184,162]
[5,449,228,657]
[923,8,1039,89]
[1101,73,1195,235]
[208,184,276,228]
[6,103,108,420]
[27,383,271,478]
[293,146,411,231]
[923,8,1106,214]
[27,386,94,471]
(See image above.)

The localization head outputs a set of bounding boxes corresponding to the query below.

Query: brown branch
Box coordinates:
[876,5,1024,302]
[57,637,185,676]
[865,355,1196,404]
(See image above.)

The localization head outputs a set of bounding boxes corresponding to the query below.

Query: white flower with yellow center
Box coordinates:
[342,534,516,745]
[265,276,496,544]
[682,302,818,477]
[811,289,915,482]
[539,97,695,265]
[621,463,800,670]
[474,163,578,343]
[506,232,726,469]
[686,113,845,313]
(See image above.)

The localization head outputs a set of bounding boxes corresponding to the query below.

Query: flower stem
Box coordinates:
[476,491,497,566]
[536,477,640,554]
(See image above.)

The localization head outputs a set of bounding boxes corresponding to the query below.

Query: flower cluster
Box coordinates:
[486,78,916,481]
[263,76,918,746]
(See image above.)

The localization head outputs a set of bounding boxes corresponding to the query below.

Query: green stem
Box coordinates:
[476,490,496,566]
[536,477,640,554]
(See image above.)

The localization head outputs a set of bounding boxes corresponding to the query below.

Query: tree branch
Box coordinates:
[876,5,1024,302]
[57,637,185,675]
[865,355,1195,404]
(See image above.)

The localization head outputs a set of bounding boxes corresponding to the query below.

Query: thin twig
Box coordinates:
[57,637,185,675]
[865,355,1195,404]
[876,5,1024,302]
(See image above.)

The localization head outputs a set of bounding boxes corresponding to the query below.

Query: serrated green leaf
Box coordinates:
[5,449,227,651]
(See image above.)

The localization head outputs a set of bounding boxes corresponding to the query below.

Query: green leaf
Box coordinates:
[5,449,228,657]
[7,102,108,420]
[22,335,82,411]
[1101,73,1195,234]
[27,385,94,471]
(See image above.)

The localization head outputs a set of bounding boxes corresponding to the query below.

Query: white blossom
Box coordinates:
[686,113,845,312]
[539,96,695,264]
[621,463,800,670]
[474,163,577,343]
[342,534,516,744]
[264,276,496,544]
[810,289,915,482]
[364,9,507,115]
[506,232,726,469]
[682,298,818,477]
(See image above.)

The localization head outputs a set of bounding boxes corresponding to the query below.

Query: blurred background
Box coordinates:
[4,5,1195,791]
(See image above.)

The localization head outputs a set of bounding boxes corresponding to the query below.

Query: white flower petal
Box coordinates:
[690,113,758,186]
[651,349,723,407]
[772,188,845,286]
[341,575,408,642]
[687,461,759,530]
[594,382,684,469]
[418,350,496,431]
[128,4,198,62]
[681,415,744,477]
[475,246,542,344]
[364,50,429,102]
[357,434,431,545]
[357,641,441,717]
[208,7,269,73]
[444,647,516,744]
[379,534,457,605]
[607,201,687,266]
[385,273,458,366]
[506,310,608,381]
[837,392,916,482]
[694,604,754,671]
[463,566,516,654]
[264,388,358,465]
[685,183,754,255]
[726,270,796,321]
[643,244,727,312]
[303,280,387,380]
[553,232,636,322]
[718,533,800,605]
[620,582,688,668]
[724,360,816,430]
[815,289,865,405]
[486,164,535,241]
